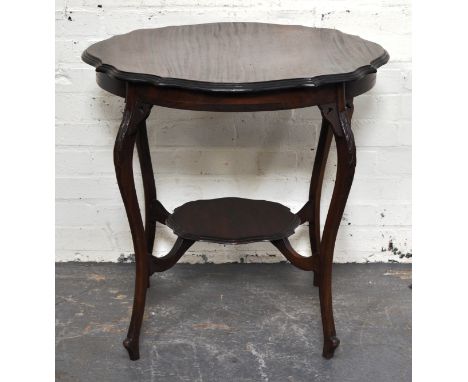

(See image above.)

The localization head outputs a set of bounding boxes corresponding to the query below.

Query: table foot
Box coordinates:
[123,337,140,361]
[322,336,340,359]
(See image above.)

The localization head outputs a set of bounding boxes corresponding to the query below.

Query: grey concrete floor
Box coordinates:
[56,263,411,382]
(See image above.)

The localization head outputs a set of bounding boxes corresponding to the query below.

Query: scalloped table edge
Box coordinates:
[81,49,389,93]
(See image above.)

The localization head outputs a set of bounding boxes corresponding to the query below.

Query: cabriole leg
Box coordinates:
[308,118,333,287]
[114,84,152,361]
[318,87,355,359]
[136,122,157,288]
[309,99,354,286]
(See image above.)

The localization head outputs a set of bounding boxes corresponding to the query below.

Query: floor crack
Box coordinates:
[246,342,268,382]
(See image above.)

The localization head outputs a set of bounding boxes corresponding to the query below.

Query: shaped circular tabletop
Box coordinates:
[82,22,389,92]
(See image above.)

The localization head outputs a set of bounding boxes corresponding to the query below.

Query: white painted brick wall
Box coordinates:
[55,0,412,263]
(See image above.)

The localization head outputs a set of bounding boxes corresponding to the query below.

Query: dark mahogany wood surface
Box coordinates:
[82,22,389,92]
[166,197,301,243]
[82,22,390,361]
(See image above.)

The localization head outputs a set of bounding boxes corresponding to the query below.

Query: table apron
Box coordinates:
[96,72,375,112]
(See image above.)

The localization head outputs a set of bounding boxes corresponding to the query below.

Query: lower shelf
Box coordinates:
[166,197,301,244]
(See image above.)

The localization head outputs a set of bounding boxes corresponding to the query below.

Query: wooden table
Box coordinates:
[82,22,389,361]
